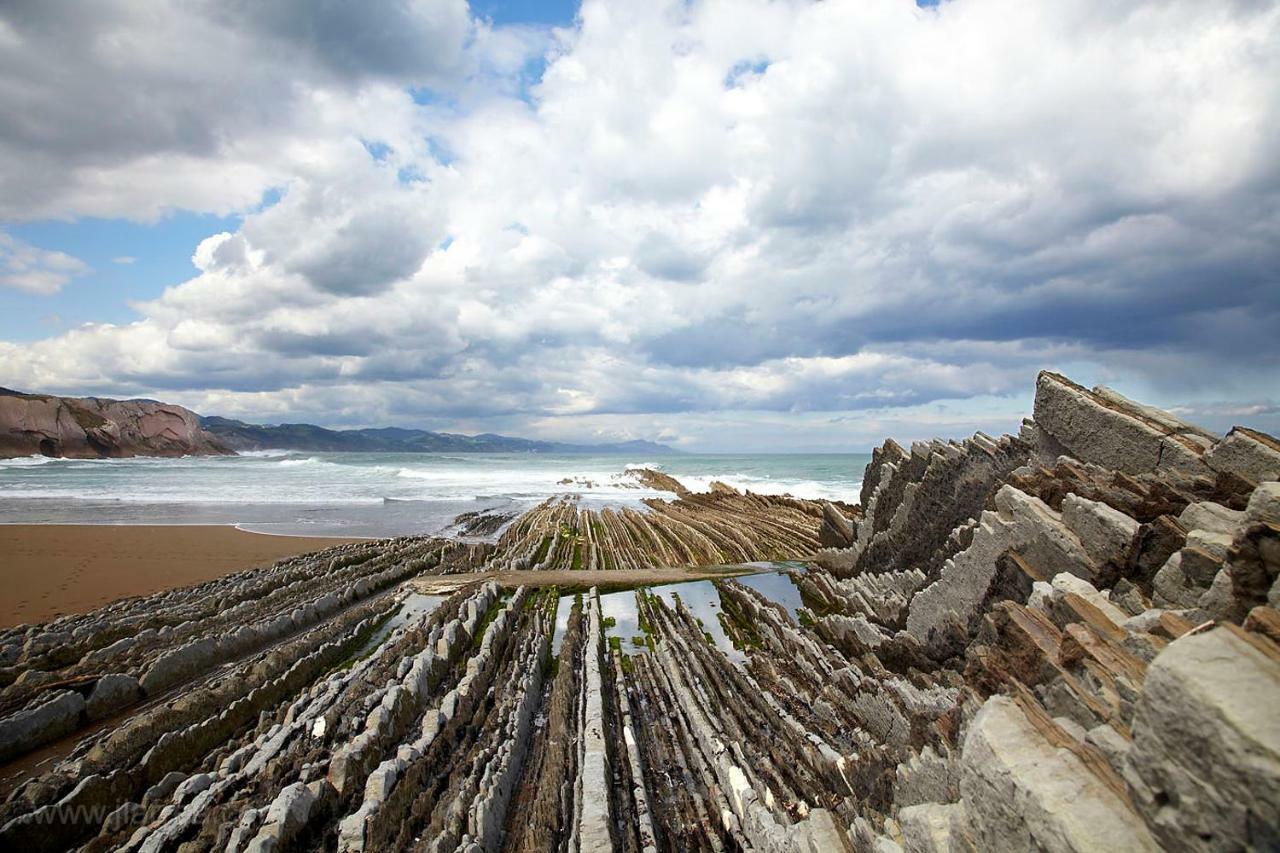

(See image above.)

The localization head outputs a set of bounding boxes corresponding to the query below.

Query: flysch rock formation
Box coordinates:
[0,389,231,459]
[481,486,832,573]
[0,369,1276,852]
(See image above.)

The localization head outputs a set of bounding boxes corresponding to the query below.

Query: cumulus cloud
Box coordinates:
[0,0,489,220]
[2,0,1279,448]
[0,233,90,294]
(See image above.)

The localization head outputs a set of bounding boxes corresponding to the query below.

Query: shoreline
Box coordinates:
[0,525,371,629]
[0,519,380,539]
[0,514,378,540]
[230,523,387,539]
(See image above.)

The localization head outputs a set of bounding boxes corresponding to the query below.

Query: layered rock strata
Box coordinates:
[481,487,825,573]
[0,370,1276,852]
[808,371,1280,851]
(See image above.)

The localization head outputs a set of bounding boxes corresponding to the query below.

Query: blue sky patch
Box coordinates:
[472,0,579,27]
[726,58,771,88]
[1,213,238,341]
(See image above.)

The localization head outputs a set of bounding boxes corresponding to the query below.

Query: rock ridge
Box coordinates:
[0,369,1276,851]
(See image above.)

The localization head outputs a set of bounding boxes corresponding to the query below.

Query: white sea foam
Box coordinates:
[0,455,57,467]
[676,473,859,503]
[396,467,442,479]
[0,450,867,513]
[276,456,325,467]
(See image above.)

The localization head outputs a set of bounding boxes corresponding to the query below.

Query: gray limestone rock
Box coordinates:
[0,689,85,762]
[1247,481,1280,524]
[1049,573,1128,628]
[820,501,857,548]
[1204,427,1280,484]
[575,590,613,852]
[172,772,213,802]
[1178,501,1243,537]
[1084,724,1131,777]
[1124,627,1280,852]
[142,771,188,805]
[81,635,137,666]
[907,486,1093,656]
[1198,567,1248,623]
[246,781,319,853]
[86,673,142,721]
[960,695,1158,852]
[1032,372,1209,476]
[897,802,974,853]
[1061,493,1139,569]
[1186,528,1232,563]
[1152,553,1203,610]
[138,637,219,695]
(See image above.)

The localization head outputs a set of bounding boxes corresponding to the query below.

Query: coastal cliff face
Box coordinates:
[0,389,232,459]
[0,370,1276,852]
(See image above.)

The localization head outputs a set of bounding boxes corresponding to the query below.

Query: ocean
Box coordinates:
[0,451,870,538]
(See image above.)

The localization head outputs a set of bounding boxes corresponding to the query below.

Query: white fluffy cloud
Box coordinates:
[0,234,90,294]
[1,0,1278,449]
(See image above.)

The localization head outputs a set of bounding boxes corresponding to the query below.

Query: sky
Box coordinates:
[0,0,1277,453]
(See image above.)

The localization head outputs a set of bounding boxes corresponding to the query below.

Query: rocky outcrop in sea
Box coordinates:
[0,389,231,459]
[0,370,1276,851]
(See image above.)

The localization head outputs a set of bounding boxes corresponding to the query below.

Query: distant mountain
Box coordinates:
[198,416,678,455]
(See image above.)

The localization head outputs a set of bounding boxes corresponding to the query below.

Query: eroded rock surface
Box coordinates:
[0,389,231,459]
[0,370,1276,852]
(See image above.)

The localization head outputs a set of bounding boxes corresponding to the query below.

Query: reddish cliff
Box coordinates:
[0,389,232,459]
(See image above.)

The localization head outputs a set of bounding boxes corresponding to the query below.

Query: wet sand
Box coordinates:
[0,525,370,629]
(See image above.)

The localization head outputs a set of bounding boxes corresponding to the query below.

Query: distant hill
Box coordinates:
[198,416,678,455]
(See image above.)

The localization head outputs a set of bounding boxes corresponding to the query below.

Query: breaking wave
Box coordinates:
[0,450,867,513]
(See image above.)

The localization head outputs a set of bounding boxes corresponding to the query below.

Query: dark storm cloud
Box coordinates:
[213,0,470,82]
[642,190,1280,387]
[0,0,472,219]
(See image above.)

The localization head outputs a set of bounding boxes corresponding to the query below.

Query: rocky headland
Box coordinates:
[0,370,1277,851]
[0,389,231,460]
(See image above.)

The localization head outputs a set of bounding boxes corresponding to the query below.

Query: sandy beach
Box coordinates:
[0,525,369,629]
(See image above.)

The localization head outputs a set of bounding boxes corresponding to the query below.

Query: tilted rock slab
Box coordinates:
[1124,626,1280,851]
[960,694,1158,852]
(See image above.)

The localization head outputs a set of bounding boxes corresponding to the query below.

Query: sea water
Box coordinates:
[0,451,869,537]
[549,566,809,663]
